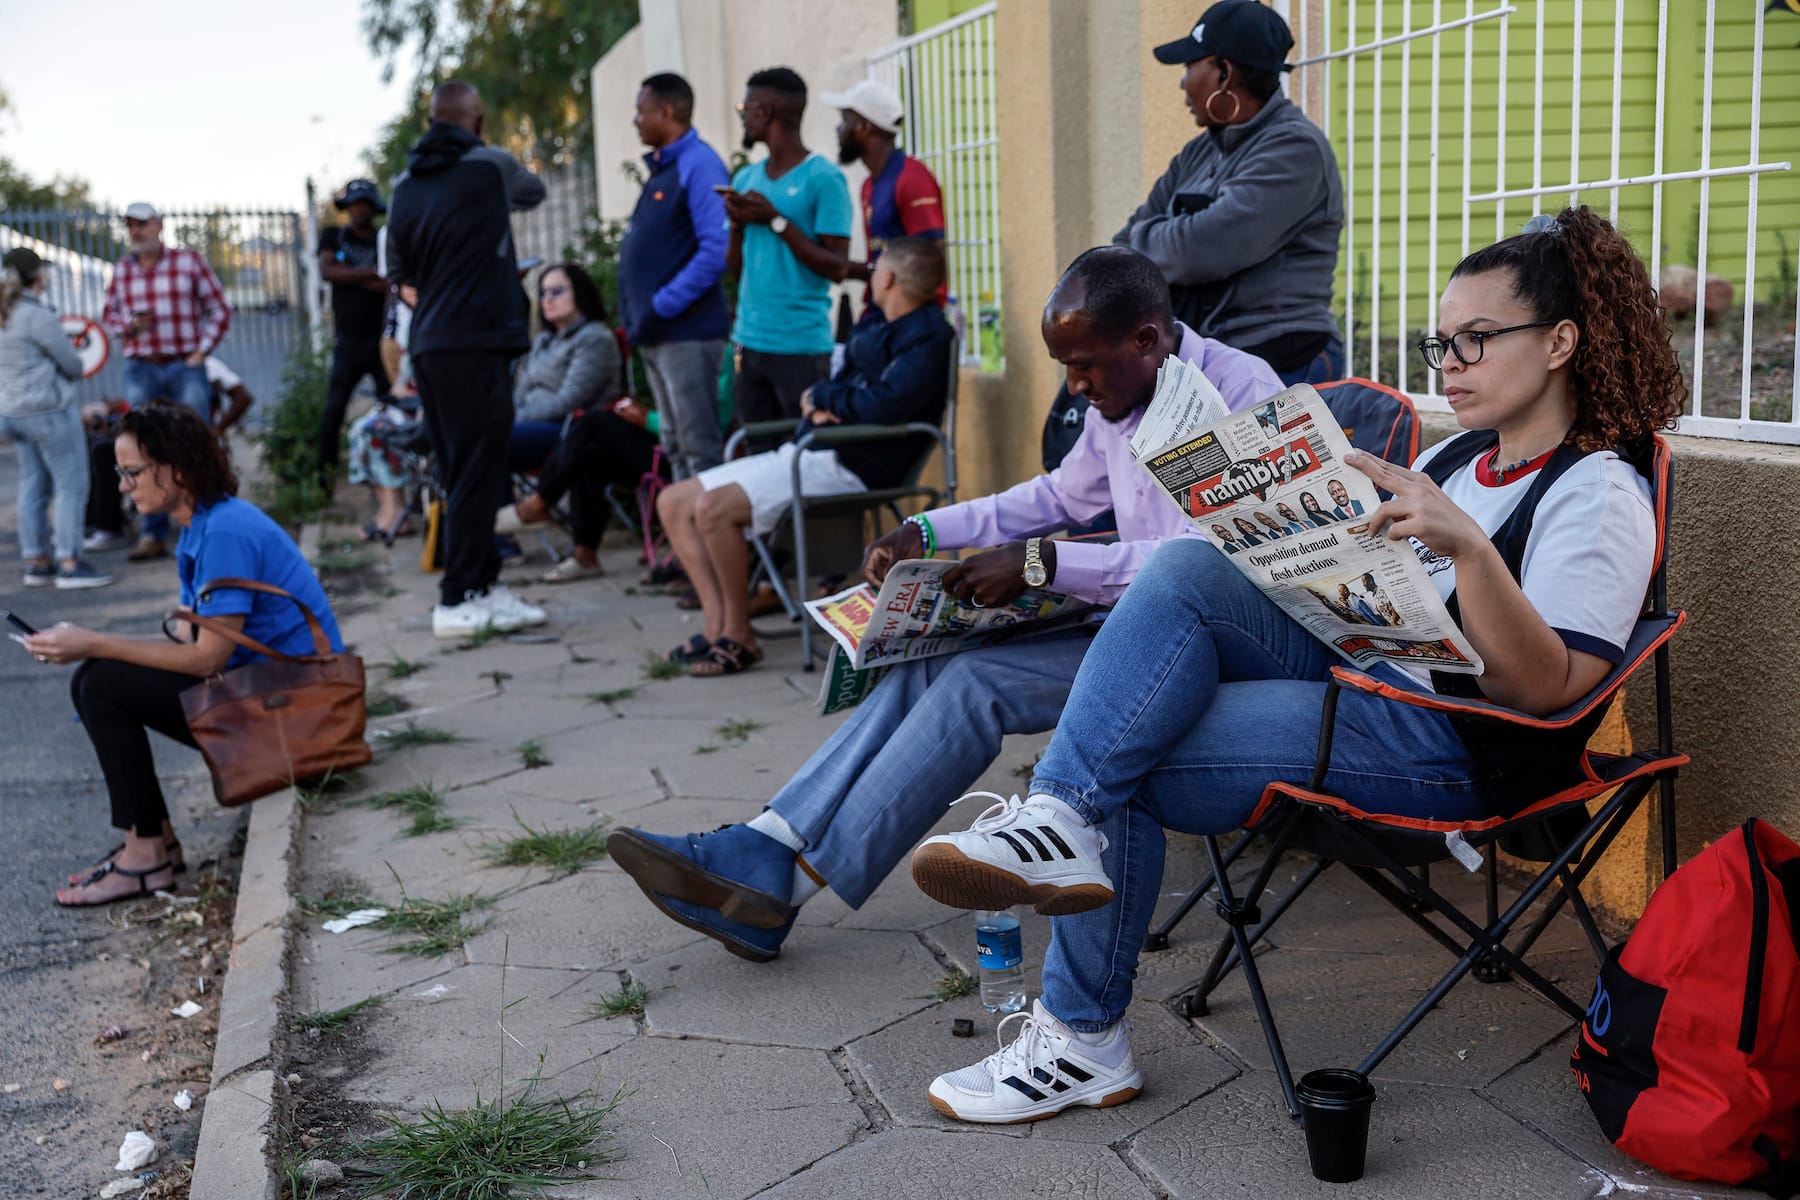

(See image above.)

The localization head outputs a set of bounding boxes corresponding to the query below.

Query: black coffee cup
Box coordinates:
[1296,1067,1377,1183]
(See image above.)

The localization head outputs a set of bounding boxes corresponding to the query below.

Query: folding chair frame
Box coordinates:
[1146,439,1683,1119]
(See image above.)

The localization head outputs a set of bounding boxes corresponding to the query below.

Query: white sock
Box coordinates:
[1026,792,1089,827]
[789,862,824,905]
[747,809,806,853]
[1037,1001,1131,1066]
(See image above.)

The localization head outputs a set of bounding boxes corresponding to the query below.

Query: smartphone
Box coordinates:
[3,611,37,637]
[711,184,735,195]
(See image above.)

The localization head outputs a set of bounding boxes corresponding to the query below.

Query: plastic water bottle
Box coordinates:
[975,909,1027,1014]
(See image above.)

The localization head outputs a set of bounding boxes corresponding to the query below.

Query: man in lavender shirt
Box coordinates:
[607,247,1282,961]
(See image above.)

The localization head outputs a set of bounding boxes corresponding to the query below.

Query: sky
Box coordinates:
[3,0,418,211]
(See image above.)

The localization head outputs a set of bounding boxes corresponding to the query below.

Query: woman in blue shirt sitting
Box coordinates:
[26,401,345,906]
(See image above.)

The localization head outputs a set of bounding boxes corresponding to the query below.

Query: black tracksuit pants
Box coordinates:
[412,349,513,606]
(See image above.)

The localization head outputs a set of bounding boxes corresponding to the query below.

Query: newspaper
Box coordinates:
[814,643,890,716]
[1132,376,1484,676]
[805,559,1090,675]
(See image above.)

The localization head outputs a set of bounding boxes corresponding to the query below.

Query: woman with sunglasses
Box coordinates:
[23,401,344,906]
[908,207,1685,1125]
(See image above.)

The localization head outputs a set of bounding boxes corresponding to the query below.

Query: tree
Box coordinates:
[360,0,638,181]
[0,85,97,211]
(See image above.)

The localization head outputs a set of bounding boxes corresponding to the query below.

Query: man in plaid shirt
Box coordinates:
[101,201,233,559]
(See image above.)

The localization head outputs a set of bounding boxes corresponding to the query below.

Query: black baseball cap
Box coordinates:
[335,179,387,214]
[1154,0,1295,71]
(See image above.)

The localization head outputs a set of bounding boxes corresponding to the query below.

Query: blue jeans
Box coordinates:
[1,406,89,561]
[1026,538,1487,1030]
[1276,330,1346,389]
[770,628,1098,907]
[124,358,211,540]
[509,420,565,474]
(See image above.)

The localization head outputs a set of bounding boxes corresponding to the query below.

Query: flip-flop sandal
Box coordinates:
[56,859,175,908]
[674,587,703,611]
[69,840,185,884]
[688,637,764,678]
[666,634,712,664]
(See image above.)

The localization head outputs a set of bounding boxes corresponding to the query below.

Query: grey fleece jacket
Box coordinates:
[1114,93,1343,355]
[0,292,84,417]
[512,316,622,423]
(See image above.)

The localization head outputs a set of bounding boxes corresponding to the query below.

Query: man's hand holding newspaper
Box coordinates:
[1129,366,1484,676]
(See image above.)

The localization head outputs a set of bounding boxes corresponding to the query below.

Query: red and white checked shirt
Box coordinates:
[102,245,232,359]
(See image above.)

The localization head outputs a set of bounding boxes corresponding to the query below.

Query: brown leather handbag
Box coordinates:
[175,577,372,807]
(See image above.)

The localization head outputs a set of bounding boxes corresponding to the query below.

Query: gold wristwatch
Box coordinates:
[1022,538,1048,588]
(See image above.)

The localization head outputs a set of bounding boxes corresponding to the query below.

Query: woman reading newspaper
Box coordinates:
[907,206,1686,1124]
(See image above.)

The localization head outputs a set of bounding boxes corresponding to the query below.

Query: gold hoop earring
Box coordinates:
[1203,88,1242,125]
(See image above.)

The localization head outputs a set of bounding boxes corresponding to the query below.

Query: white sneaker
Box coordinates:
[493,504,549,535]
[928,1000,1141,1124]
[485,583,547,629]
[432,595,497,639]
[911,792,1114,916]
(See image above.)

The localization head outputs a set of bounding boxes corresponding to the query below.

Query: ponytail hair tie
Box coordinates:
[1521,212,1563,237]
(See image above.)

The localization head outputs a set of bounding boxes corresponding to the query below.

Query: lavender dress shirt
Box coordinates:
[925,323,1282,606]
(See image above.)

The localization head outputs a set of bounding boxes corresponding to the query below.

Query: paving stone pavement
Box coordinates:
[282,527,1755,1200]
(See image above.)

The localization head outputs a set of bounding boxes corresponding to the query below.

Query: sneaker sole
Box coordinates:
[639,889,780,963]
[607,828,793,929]
[55,577,115,589]
[927,1078,1143,1124]
[910,843,1115,916]
[22,577,54,587]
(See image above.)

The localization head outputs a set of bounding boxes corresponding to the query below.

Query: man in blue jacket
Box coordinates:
[618,73,731,479]
[385,80,549,640]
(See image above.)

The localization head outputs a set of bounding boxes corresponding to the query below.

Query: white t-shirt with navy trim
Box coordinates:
[1403,435,1654,687]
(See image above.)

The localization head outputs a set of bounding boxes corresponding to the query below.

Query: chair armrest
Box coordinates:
[723,420,798,459]
[797,422,933,449]
[1326,610,1685,731]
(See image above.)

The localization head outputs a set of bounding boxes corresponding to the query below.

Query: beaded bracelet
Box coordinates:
[907,514,937,559]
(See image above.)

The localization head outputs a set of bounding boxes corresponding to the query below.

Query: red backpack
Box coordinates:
[1572,819,1800,1195]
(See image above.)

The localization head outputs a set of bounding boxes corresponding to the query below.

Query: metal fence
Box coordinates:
[868,3,1003,370]
[0,208,307,422]
[1279,0,1798,444]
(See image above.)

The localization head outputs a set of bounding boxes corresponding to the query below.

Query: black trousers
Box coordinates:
[318,336,391,473]
[534,409,661,549]
[734,348,831,453]
[87,434,125,534]
[412,349,514,606]
[72,658,199,838]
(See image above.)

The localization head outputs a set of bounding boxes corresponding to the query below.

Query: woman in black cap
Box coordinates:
[0,247,113,589]
[1116,0,1345,388]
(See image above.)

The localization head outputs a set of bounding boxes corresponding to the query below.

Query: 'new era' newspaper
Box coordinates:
[1132,372,1484,676]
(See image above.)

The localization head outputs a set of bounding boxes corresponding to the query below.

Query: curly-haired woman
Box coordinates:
[910,206,1687,1123]
[24,401,344,906]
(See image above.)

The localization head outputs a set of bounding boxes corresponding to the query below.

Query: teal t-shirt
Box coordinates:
[730,154,854,356]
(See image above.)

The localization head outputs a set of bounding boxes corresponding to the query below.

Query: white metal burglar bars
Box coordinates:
[1287,0,1798,445]
[866,3,1003,370]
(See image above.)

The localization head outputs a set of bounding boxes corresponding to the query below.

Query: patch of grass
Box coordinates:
[376,584,405,599]
[298,890,379,920]
[295,994,386,1034]
[589,981,649,1020]
[312,550,372,575]
[929,969,979,1001]
[354,1078,625,1197]
[366,692,410,718]
[377,654,431,680]
[713,719,762,742]
[462,623,504,649]
[295,768,358,810]
[355,782,457,836]
[517,740,550,769]
[693,744,718,755]
[382,722,464,749]
[640,652,686,681]
[482,816,609,876]
[297,888,492,956]
[584,686,637,705]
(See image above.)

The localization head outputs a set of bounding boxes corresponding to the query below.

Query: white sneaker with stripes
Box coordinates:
[910,792,1114,916]
[929,1000,1141,1124]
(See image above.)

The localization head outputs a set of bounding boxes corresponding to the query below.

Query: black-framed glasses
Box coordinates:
[114,463,149,488]
[1417,321,1556,370]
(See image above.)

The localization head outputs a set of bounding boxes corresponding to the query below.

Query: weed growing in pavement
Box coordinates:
[928,970,979,1001]
[377,654,431,679]
[589,981,649,1020]
[296,995,386,1034]
[353,950,626,1195]
[295,768,359,810]
[692,744,718,755]
[640,653,685,681]
[382,722,464,749]
[365,692,410,718]
[713,719,762,742]
[354,782,456,836]
[298,887,491,956]
[278,1154,321,1200]
[482,816,609,876]
[584,686,637,704]
[311,549,372,575]
[298,890,378,920]
[462,623,504,649]
[517,740,550,769]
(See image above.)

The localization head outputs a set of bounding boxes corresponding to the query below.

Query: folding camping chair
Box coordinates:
[721,335,962,670]
[1150,437,1684,1118]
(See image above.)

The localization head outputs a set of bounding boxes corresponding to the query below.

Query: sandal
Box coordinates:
[674,587,702,611]
[641,562,688,586]
[69,840,185,885]
[666,634,712,664]
[688,637,764,678]
[56,859,176,908]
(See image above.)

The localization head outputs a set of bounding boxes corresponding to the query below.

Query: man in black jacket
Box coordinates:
[385,80,550,640]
